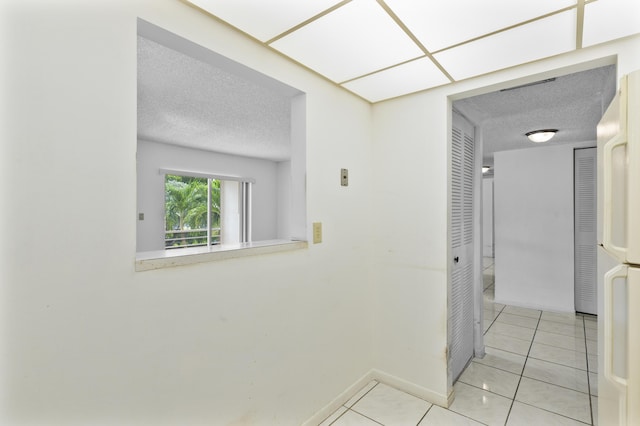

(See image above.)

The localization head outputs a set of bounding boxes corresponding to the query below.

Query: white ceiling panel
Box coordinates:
[583,0,640,47]
[185,0,637,102]
[270,0,424,83]
[385,0,577,53]
[434,10,577,81]
[186,0,343,42]
[342,57,450,102]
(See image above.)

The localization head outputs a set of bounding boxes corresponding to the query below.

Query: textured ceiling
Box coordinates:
[138,0,635,160]
[138,35,295,161]
[454,64,617,166]
[186,0,640,103]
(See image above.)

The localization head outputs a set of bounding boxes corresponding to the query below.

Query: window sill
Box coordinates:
[135,239,308,272]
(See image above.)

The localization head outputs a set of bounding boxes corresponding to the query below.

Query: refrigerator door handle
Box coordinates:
[604,264,628,388]
[603,132,628,261]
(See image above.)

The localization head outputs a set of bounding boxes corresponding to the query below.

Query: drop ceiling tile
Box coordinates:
[270,0,424,83]
[385,0,577,53]
[186,0,343,42]
[342,57,450,102]
[583,0,640,48]
[434,10,576,81]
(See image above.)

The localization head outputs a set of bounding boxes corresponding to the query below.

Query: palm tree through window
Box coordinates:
[164,175,221,249]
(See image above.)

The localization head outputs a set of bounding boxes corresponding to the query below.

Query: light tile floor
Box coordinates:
[318,258,598,426]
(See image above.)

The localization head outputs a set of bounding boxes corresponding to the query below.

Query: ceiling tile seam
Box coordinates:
[576,0,585,49]
[337,54,428,85]
[376,0,455,82]
[181,0,272,46]
[364,78,458,104]
[170,0,609,105]
[180,0,373,103]
[248,47,372,103]
[264,0,352,45]
[339,84,378,104]
[436,47,589,97]
[430,4,579,56]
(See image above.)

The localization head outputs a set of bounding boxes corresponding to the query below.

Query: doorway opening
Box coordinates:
[448,59,616,389]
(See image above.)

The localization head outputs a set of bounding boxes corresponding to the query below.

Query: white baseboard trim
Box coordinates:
[492,297,575,314]
[302,369,451,426]
[301,370,376,426]
[371,369,450,408]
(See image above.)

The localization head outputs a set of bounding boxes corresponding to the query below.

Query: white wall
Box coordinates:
[493,143,591,312]
[372,93,450,401]
[276,160,292,240]
[483,178,494,257]
[0,1,374,424]
[2,0,640,423]
[372,35,640,400]
[136,140,280,251]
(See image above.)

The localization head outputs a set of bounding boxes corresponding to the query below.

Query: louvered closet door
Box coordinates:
[450,111,475,381]
[575,147,597,314]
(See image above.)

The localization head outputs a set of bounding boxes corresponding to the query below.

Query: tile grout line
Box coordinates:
[476,265,596,425]
[581,316,595,426]
[466,358,594,397]
[469,357,521,376]
[446,408,492,426]
[506,313,593,378]
[487,329,536,342]
[476,263,593,424]
[345,408,384,426]
[503,310,542,425]
[524,341,591,372]
[414,405,432,426]
[482,304,504,336]
[512,312,595,425]
[327,382,380,426]
[323,274,597,426]
[467,320,594,423]
[482,279,502,336]
[513,401,593,426]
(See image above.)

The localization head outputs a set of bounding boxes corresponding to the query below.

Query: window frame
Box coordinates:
[161,168,253,249]
[136,165,306,272]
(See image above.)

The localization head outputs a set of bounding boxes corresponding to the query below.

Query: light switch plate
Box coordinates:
[313,222,322,244]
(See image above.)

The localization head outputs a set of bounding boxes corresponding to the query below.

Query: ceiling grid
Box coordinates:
[184,0,639,102]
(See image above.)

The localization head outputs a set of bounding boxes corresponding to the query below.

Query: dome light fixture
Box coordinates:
[526,129,558,143]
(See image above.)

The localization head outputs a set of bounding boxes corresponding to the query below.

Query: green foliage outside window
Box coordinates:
[164,175,221,248]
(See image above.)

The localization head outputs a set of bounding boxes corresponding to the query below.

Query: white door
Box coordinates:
[599,70,640,264]
[597,247,627,426]
[450,110,475,381]
[574,147,597,314]
[627,266,640,425]
[597,69,640,426]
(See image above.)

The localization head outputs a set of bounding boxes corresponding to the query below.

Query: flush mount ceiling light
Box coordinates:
[526,129,558,143]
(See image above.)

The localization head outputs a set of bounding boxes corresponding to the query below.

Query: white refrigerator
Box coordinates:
[597,69,640,426]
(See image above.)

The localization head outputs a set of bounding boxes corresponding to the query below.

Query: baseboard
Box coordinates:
[370,369,450,408]
[302,369,450,426]
[492,297,575,314]
[301,370,376,426]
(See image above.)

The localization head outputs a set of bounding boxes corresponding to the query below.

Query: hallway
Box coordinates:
[318,259,598,425]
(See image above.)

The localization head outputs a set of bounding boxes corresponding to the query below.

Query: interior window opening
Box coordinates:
[163,173,252,250]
